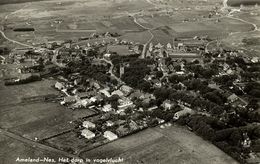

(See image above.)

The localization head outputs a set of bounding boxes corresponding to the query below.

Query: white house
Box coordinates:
[111,90,124,97]
[120,85,133,95]
[55,81,64,90]
[174,106,194,120]
[106,120,114,127]
[102,104,112,112]
[82,121,96,129]
[104,131,118,141]
[81,129,95,139]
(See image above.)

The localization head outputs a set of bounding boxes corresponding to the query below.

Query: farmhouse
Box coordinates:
[104,131,118,141]
[81,129,95,139]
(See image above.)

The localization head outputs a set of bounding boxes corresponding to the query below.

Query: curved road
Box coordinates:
[0,28,34,48]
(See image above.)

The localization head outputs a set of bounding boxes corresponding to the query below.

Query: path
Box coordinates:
[100,58,124,84]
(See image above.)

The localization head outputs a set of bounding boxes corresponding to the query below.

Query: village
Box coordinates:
[1,30,260,163]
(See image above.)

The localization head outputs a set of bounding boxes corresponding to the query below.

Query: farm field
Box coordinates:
[0,101,95,139]
[82,125,238,164]
[119,31,152,44]
[0,79,58,106]
[107,45,133,56]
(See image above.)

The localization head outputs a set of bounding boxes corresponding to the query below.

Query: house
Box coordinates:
[89,97,97,103]
[251,57,259,63]
[118,99,134,110]
[120,85,133,95]
[208,83,223,92]
[82,121,96,129]
[99,89,111,97]
[55,81,64,90]
[81,129,95,139]
[102,104,112,112]
[61,96,77,105]
[77,92,90,99]
[227,93,239,103]
[80,99,91,107]
[129,90,143,100]
[104,53,111,58]
[106,120,114,127]
[176,71,185,75]
[157,118,165,124]
[148,106,158,111]
[129,120,139,131]
[162,100,174,110]
[152,79,162,88]
[90,81,101,89]
[174,106,194,120]
[103,131,118,141]
[111,90,124,97]
[166,43,172,50]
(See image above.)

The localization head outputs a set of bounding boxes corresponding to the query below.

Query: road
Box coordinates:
[52,48,66,68]
[0,29,34,48]
[100,58,124,84]
[126,11,154,58]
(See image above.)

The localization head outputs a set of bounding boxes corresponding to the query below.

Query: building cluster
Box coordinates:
[145,37,206,59]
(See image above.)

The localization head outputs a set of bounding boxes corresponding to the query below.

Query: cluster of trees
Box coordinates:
[213,74,238,86]
[183,79,227,105]
[178,114,260,163]
[0,47,10,55]
[185,64,218,79]
[244,82,260,98]
[110,54,154,92]
[168,74,193,84]
[5,74,41,86]
[13,27,35,32]
[151,86,224,115]
[64,59,112,84]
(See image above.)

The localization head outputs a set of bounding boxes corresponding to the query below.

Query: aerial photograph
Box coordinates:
[0,0,259,164]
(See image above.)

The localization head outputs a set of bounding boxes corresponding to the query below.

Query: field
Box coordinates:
[107,45,133,56]
[0,133,65,164]
[119,31,152,44]
[82,125,238,164]
[0,79,58,106]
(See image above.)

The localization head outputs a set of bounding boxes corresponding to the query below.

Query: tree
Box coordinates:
[156,71,163,78]
[247,98,259,110]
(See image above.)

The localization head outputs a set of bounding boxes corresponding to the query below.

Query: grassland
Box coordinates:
[82,125,238,164]
[0,79,58,106]
[0,133,65,164]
